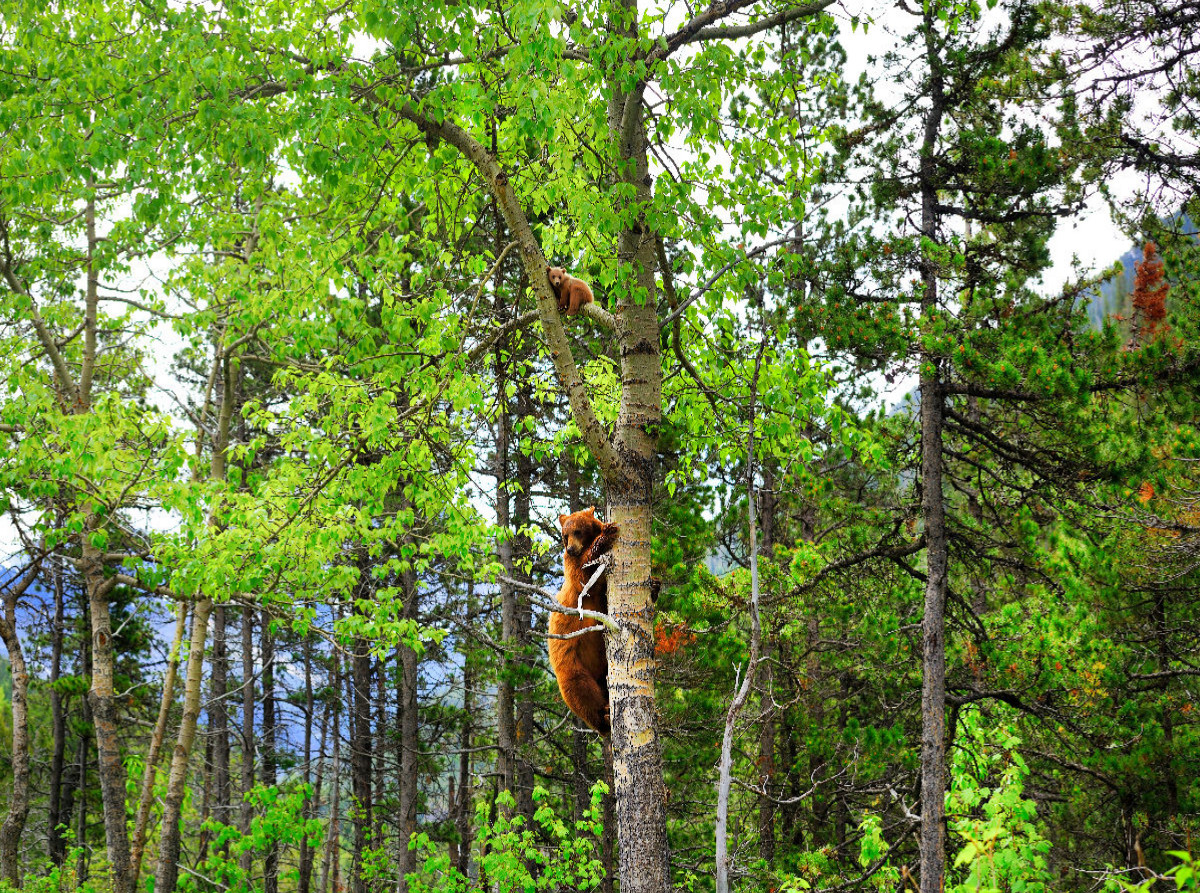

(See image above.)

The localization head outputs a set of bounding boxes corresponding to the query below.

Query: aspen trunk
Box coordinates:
[85,543,134,893]
[602,0,671,872]
[131,601,188,885]
[155,597,214,893]
[48,555,68,866]
[0,574,34,886]
[605,503,669,893]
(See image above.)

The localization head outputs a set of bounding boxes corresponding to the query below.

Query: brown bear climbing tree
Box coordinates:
[549,507,619,735]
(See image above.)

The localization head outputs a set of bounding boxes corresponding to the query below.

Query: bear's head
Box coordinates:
[558,506,603,558]
[547,266,568,293]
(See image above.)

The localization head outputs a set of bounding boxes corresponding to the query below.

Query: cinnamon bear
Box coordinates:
[549,507,619,735]
[547,266,595,316]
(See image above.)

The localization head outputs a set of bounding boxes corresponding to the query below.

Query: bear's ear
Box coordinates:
[558,513,568,526]
[584,506,595,516]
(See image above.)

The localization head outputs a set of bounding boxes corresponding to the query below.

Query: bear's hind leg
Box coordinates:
[560,671,610,736]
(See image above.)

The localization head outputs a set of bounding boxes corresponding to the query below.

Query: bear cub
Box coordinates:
[547,266,595,316]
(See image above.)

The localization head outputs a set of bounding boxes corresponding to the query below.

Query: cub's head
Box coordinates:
[558,506,603,558]
[547,266,568,292]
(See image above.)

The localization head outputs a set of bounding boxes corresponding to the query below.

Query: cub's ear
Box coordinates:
[584,506,595,516]
[558,513,568,526]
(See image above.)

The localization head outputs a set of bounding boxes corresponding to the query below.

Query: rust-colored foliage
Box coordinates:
[654,620,696,656]
[1131,241,1169,342]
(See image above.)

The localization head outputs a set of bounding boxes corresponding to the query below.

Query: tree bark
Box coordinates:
[48,554,68,866]
[262,613,279,893]
[397,565,420,890]
[757,464,777,863]
[454,623,474,878]
[374,656,386,846]
[512,413,537,822]
[321,635,343,893]
[495,398,519,805]
[154,597,214,893]
[85,548,134,893]
[131,600,189,885]
[917,12,949,890]
[0,564,39,885]
[300,633,316,893]
[74,708,90,884]
[211,604,232,853]
[715,343,766,893]
[349,622,373,893]
[240,606,256,879]
[602,31,672,893]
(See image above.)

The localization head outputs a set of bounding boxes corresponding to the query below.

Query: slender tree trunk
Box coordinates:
[512,423,537,822]
[330,648,344,893]
[300,634,316,893]
[374,656,386,847]
[350,623,373,893]
[211,604,232,854]
[917,16,949,890]
[309,684,330,893]
[75,720,90,883]
[321,639,343,893]
[454,633,473,878]
[48,554,68,866]
[84,546,134,893]
[72,613,92,883]
[715,346,766,893]
[195,724,214,867]
[240,606,256,879]
[757,465,777,863]
[494,404,518,804]
[396,566,420,890]
[0,567,38,886]
[155,597,214,893]
[131,601,188,884]
[262,613,279,893]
